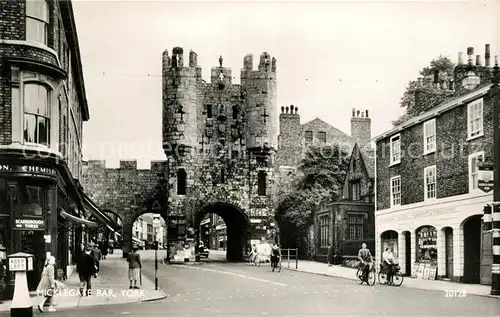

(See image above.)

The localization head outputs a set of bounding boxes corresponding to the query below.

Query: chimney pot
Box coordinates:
[281,106,284,113]
[285,106,289,114]
[485,44,491,66]
[458,52,464,65]
[295,107,298,114]
[357,110,360,117]
[352,108,356,117]
[366,110,369,117]
[467,47,474,64]
[476,55,482,66]
[361,112,364,118]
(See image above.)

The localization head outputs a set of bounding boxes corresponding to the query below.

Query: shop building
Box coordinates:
[375,45,495,284]
[0,0,119,297]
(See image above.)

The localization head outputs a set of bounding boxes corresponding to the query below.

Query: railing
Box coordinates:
[281,248,299,269]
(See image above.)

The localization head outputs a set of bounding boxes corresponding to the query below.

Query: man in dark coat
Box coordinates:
[90,244,102,278]
[76,246,96,296]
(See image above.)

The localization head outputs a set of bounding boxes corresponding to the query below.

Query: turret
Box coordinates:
[240,52,278,151]
[162,47,202,158]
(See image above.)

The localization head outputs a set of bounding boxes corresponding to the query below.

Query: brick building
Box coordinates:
[375,45,495,285]
[0,0,119,296]
[162,48,278,261]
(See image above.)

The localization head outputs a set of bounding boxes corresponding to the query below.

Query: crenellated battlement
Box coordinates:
[162,47,277,84]
[83,160,168,172]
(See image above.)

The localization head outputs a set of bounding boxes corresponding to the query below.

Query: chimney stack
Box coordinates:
[485,44,491,67]
[458,52,464,65]
[467,47,474,65]
[351,109,371,147]
[476,55,482,66]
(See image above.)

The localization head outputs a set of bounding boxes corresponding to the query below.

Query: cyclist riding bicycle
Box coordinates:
[382,247,397,282]
[357,243,373,281]
[270,243,281,268]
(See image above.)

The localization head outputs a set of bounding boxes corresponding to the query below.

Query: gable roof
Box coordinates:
[345,143,375,180]
[301,118,351,139]
[359,146,375,179]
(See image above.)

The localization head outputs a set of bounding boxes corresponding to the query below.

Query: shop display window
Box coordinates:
[416,226,437,263]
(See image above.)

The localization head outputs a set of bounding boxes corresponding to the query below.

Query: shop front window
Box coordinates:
[416,226,437,263]
[16,184,45,217]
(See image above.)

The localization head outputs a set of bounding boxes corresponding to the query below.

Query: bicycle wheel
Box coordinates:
[367,270,376,286]
[356,269,364,284]
[392,271,404,286]
[378,271,388,284]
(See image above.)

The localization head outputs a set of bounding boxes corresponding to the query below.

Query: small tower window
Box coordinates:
[206,105,213,118]
[177,168,187,195]
[232,106,239,120]
[257,171,267,196]
[220,169,225,184]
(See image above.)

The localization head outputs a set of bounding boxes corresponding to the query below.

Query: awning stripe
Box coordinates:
[60,210,100,228]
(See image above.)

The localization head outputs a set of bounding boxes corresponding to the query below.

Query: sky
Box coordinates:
[72,0,500,169]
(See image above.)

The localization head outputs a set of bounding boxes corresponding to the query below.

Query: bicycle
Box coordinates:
[356,262,375,286]
[254,255,265,267]
[271,256,281,272]
[378,264,403,286]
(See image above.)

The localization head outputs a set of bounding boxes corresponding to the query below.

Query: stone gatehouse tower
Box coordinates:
[162,47,278,260]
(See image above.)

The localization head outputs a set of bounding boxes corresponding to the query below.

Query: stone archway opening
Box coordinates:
[194,203,250,262]
[122,209,168,258]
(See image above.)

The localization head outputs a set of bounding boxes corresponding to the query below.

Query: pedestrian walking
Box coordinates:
[36,256,57,312]
[127,246,142,289]
[90,243,102,278]
[327,244,334,266]
[100,241,108,260]
[76,246,96,296]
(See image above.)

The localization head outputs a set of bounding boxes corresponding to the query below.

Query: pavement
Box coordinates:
[0,249,166,314]
[7,249,496,317]
[281,258,500,299]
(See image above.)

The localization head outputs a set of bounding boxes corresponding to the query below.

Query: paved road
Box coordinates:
[15,250,500,316]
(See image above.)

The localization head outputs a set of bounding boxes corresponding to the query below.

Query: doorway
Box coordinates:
[444,227,453,279]
[463,215,481,283]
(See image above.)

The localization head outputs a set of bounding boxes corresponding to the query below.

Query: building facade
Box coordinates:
[0,0,119,296]
[162,48,279,260]
[312,141,375,263]
[375,45,494,284]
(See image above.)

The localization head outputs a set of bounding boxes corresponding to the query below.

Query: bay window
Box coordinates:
[23,83,51,146]
[26,0,49,45]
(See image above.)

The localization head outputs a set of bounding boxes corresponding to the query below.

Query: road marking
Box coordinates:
[179,266,288,286]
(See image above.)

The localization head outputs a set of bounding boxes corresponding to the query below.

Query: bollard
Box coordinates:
[8,252,34,317]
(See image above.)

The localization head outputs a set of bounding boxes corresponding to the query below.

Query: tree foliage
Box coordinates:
[393,55,455,126]
[275,146,349,251]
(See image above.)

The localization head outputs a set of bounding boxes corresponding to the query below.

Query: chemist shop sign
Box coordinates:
[14,219,45,230]
[0,164,56,178]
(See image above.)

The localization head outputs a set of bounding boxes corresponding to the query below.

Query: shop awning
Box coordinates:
[82,193,121,232]
[60,210,100,228]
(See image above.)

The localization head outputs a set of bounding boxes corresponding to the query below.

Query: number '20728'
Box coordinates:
[444,290,467,297]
